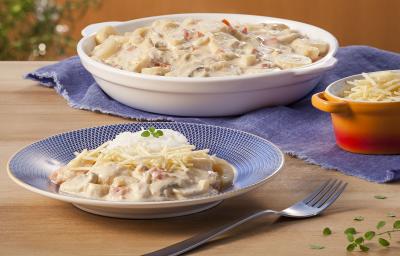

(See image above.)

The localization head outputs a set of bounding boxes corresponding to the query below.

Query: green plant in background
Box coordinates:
[0,0,100,60]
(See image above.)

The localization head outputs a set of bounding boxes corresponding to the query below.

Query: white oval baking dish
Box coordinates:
[77,13,338,116]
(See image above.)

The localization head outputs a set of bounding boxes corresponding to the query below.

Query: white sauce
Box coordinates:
[90,18,329,77]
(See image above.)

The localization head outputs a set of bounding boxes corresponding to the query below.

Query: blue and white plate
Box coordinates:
[8,122,284,219]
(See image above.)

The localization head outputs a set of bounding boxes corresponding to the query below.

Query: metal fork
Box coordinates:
[143,179,347,256]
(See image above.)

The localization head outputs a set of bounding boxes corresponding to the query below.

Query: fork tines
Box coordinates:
[304,179,347,209]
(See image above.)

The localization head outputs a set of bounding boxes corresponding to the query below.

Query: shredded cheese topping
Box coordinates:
[68,143,212,173]
[343,71,400,102]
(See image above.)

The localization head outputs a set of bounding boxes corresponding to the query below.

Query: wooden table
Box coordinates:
[1,62,399,256]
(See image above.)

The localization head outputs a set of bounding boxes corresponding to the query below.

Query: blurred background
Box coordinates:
[1,0,399,60]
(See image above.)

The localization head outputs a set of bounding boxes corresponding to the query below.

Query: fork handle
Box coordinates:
[142,210,277,256]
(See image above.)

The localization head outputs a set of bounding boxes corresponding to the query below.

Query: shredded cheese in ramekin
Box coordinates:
[343,71,400,102]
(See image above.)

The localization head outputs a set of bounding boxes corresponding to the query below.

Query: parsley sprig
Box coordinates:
[314,195,399,252]
[344,219,400,252]
[141,127,164,138]
[317,219,400,252]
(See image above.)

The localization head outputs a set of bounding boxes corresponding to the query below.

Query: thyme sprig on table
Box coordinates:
[344,220,400,252]
[314,219,400,252]
[312,195,398,252]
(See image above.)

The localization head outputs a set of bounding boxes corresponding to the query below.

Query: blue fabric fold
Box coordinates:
[26,46,400,183]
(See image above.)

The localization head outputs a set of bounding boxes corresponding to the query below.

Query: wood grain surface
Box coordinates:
[1,62,400,255]
[71,0,400,52]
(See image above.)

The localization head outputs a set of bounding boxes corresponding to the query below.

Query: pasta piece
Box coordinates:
[152,19,179,32]
[240,54,257,66]
[198,179,210,192]
[127,56,152,72]
[266,23,290,31]
[132,27,149,38]
[92,38,121,60]
[95,26,117,44]
[292,38,329,57]
[85,183,110,198]
[192,36,210,47]
[141,66,170,75]
[59,173,98,194]
[292,44,320,61]
[277,32,301,44]
[166,33,186,46]
[208,32,240,54]
[274,53,312,69]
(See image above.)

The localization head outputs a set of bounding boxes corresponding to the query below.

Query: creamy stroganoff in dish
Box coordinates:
[50,128,235,201]
[90,18,329,77]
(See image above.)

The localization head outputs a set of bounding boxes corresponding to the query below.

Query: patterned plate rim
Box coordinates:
[7,122,284,207]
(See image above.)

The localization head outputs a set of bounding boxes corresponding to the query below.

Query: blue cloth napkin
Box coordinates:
[26,46,400,183]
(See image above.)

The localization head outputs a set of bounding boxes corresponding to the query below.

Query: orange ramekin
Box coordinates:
[311,72,400,154]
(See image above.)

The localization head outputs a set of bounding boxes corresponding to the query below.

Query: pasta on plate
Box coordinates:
[50,128,236,201]
[90,18,329,77]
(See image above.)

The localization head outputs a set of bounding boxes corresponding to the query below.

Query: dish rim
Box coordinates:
[7,122,285,208]
[77,12,339,83]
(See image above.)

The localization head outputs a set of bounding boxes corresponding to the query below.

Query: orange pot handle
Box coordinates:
[312,92,348,113]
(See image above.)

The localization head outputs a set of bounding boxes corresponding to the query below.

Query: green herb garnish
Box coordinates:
[141,130,151,137]
[344,227,357,235]
[359,244,369,252]
[346,243,357,252]
[309,244,325,250]
[154,130,164,138]
[346,236,368,252]
[141,127,164,138]
[341,219,400,252]
[387,212,396,218]
[378,238,390,247]
[346,233,355,242]
[354,237,364,244]
[393,220,400,229]
[364,231,375,240]
[354,216,364,221]
[374,195,387,199]
[323,227,332,236]
[376,220,386,230]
